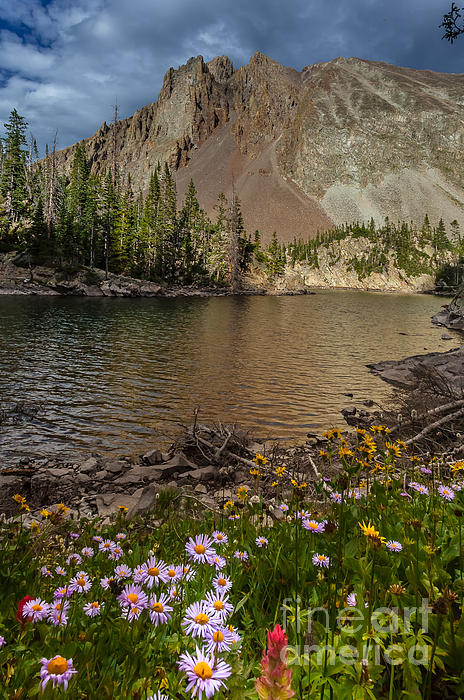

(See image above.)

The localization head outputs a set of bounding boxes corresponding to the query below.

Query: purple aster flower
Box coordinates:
[40,656,76,691]
[108,544,123,561]
[234,550,248,561]
[53,586,73,600]
[117,584,148,610]
[0,636,4,647]
[55,566,66,576]
[100,576,116,590]
[66,553,82,566]
[22,598,50,622]
[83,601,103,617]
[209,554,227,570]
[346,592,357,607]
[182,601,221,639]
[69,571,92,594]
[312,553,330,568]
[421,467,432,475]
[116,532,126,540]
[165,565,183,583]
[279,504,289,512]
[114,565,132,580]
[296,509,311,519]
[141,557,169,588]
[205,626,235,654]
[48,600,70,627]
[203,590,234,622]
[178,646,231,699]
[81,547,94,558]
[122,605,144,621]
[409,482,429,495]
[99,539,116,554]
[330,492,342,503]
[148,593,173,626]
[212,575,232,593]
[169,586,184,603]
[92,535,103,543]
[438,485,455,501]
[69,532,80,539]
[185,534,217,565]
[181,564,197,581]
[212,531,228,545]
[256,536,269,547]
[132,565,148,584]
[347,488,362,500]
[40,566,53,577]
[386,540,403,552]
[302,519,325,534]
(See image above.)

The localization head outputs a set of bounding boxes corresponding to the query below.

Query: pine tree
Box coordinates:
[157,163,177,279]
[266,232,285,278]
[229,188,243,291]
[208,192,229,282]
[29,197,49,262]
[68,143,91,262]
[1,109,28,223]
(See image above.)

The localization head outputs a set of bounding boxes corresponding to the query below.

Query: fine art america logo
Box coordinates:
[281,598,431,666]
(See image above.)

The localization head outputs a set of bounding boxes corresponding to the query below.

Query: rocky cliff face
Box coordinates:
[55,53,464,242]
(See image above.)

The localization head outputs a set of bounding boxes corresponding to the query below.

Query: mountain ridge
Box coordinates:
[54,53,464,242]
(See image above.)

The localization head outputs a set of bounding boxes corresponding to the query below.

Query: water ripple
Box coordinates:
[0,291,460,463]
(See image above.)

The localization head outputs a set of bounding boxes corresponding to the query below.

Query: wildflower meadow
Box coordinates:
[1,427,464,698]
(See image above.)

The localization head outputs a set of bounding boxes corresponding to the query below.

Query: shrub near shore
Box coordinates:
[1,429,464,698]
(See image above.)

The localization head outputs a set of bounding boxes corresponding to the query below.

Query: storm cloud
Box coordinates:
[0,0,462,153]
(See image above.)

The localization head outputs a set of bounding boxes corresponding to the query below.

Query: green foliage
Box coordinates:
[0,109,28,223]
[2,433,464,698]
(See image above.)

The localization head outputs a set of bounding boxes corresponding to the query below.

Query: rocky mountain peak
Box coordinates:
[207,55,235,83]
[53,53,464,242]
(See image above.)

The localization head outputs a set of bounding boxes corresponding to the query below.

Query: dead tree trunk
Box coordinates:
[47,131,57,239]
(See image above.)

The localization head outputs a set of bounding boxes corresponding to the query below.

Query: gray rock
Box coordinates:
[185,466,217,482]
[95,470,109,481]
[95,490,143,517]
[154,452,197,477]
[47,467,72,478]
[143,449,164,465]
[113,466,159,486]
[75,473,91,485]
[195,483,208,494]
[104,461,126,475]
[441,333,453,340]
[127,485,158,518]
[80,458,98,473]
[368,346,464,392]
[0,474,22,488]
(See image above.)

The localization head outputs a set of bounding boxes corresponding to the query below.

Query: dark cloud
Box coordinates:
[0,0,462,154]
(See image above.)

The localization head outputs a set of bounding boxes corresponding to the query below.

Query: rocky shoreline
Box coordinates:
[0,424,341,522]
[0,256,314,298]
[368,345,464,392]
[0,251,445,298]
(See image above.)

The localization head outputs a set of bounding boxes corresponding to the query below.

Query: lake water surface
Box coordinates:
[0,291,461,463]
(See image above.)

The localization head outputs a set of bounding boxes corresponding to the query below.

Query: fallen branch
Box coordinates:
[390,398,464,436]
[405,407,464,446]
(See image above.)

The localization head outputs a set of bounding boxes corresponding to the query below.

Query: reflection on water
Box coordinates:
[0,291,460,462]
